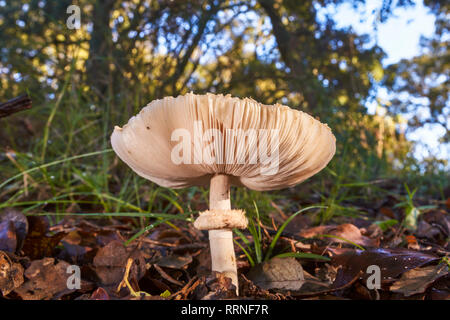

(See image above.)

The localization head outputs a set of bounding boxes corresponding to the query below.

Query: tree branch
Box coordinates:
[160,1,221,94]
[0,94,32,118]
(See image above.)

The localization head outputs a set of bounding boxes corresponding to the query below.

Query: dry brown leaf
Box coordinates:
[0,251,24,296]
[14,258,72,300]
[93,240,146,287]
[330,248,440,288]
[0,209,28,253]
[298,223,379,247]
[155,254,193,269]
[90,287,110,300]
[390,264,448,297]
[247,257,305,291]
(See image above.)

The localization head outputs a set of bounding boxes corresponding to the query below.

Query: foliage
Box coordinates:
[383,1,449,168]
[394,184,437,230]
[0,0,448,228]
[234,203,330,267]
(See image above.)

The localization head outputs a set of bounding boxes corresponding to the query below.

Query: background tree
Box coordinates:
[0,0,447,197]
[383,0,449,171]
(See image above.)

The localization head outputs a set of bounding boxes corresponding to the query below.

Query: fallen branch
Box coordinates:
[0,94,32,118]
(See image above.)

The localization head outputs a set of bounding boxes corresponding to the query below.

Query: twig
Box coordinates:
[271,201,288,220]
[0,94,32,118]
[291,270,364,298]
[172,243,207,252]
[139,238,177,247]
[139,238,206,252]
[172,276,199,300]
[153,264,184,286]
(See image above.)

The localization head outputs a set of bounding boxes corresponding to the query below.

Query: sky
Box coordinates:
[329,0,435,64]
[322,0,448,166]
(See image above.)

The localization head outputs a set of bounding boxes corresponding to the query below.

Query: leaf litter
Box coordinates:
[0,202,448,300]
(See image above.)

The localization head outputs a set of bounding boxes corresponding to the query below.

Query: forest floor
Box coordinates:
[0,191,449,300]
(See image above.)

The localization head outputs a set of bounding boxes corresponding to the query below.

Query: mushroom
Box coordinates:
[111,93,336,294]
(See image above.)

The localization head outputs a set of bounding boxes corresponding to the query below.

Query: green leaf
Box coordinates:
[374,219,399,231]
[233,238,255,267]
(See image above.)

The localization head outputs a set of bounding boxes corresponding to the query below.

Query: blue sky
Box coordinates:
[329,0,435,64]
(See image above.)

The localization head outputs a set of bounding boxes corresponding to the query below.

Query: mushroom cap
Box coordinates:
[111,93,336,191]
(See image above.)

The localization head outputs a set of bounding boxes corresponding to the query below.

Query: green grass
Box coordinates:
[394,183,437,231]
[234,203,331,267]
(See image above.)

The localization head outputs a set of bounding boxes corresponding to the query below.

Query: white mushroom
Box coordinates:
[111,93,336,295]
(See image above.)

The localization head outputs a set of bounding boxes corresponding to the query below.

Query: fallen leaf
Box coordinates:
[22,216,66,259]
[239,274,284,300]
[201,272,237,300]
[299,223,379,247]
[416,220,442,240]
[390,264,448,296]
[90,287,110,300]
[247,257,305,291]
[405,235,420,250]
[155,254,192,269]
[291,270,363,298]
[293,270,331,293]
[190,272,237,300]
[14,257,72,300]
[0,251,24,296]
[380,207,396,219]
[428,287,450,300]
[283,214,312,234]
[59,240,92,264]
[417,210,449,242]
[194,247,212,277]
[93,240,146,287]
[330,248,440,288]
[0,209,28,253]
[297,225,329,238]
[0,221,17,253]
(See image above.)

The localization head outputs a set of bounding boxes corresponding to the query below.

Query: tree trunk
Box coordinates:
[258,0,317,108]
[87,0,115,98]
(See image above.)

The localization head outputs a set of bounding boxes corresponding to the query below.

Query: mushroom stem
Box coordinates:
[208,174,239,294]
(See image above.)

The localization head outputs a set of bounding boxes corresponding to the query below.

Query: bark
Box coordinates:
[0,94,32,118]
[258,0,294,68]
[160,1,221,96]
[86,0,116,98]
[258,0,317,107]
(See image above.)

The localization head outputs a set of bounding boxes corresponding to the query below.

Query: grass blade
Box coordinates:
[0,149,113,191]
[272,252,330,261]
[264,205,326,262]
[317,234,366,250]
